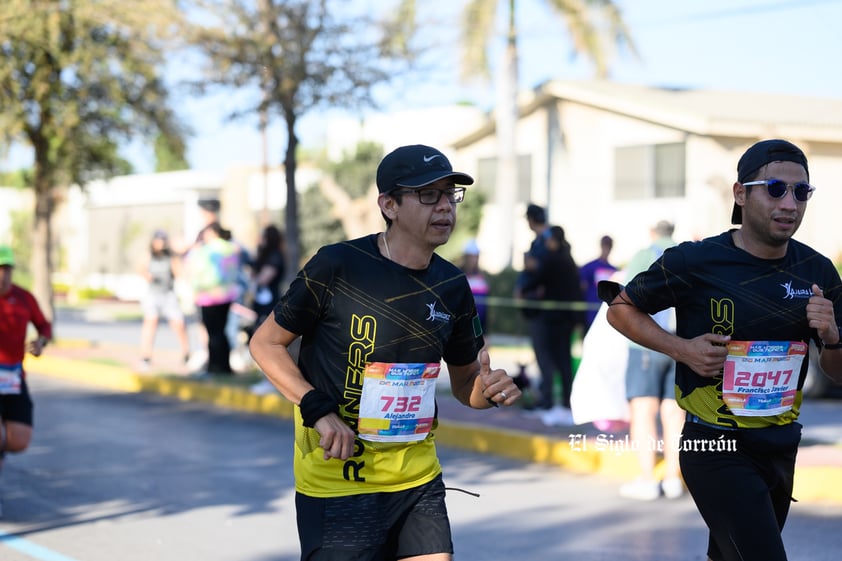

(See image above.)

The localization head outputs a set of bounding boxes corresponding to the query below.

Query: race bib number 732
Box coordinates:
[357,362,440,442]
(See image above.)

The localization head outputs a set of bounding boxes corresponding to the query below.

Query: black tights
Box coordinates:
[200,302,232,374]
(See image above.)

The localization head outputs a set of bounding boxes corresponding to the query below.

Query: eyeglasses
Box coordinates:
[392,187,466,205]
[741,178,815,202]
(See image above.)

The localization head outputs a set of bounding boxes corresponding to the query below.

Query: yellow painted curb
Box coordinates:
[433,422,638,477]
[25,355,296,419]
[25,355,842,504]
[793,466,842,504]
[26,355,143,392]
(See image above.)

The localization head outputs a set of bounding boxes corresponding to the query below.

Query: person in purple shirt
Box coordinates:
[579,235,617,333]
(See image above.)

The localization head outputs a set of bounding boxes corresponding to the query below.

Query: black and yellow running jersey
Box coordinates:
[624,230,842,429]
[274,234,484,497]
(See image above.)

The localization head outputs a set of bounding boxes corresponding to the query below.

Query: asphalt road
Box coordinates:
[52,307,201,350]
[2,374,842,561]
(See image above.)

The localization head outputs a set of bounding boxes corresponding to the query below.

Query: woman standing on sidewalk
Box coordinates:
[249,224,286,334]
[186,222,241,375]
[137,230,191,372]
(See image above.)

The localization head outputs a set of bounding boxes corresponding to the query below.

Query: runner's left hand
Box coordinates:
[480,349,521,406]
[807,284,839,344]
[28,337,45,357]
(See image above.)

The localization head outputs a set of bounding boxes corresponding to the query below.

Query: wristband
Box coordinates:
[299,389,340,427]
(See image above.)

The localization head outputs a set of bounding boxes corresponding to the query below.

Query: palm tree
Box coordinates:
[461,0,637,266]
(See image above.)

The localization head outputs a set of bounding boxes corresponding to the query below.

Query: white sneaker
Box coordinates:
[540,406,575,427]
[619,479,661,501]
[186,350,208,374]
[521,407,548,419]
[661,477,685,499]
[230,346,253,374]
[250,379,277,395]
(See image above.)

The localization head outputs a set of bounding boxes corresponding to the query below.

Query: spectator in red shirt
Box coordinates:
[0,244,52,469]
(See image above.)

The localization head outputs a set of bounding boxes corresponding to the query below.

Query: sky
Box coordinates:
[4,0,842,174]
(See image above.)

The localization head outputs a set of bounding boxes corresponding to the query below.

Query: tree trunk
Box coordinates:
[283,113,300,279]
[32,170,55,323]
[494,1,519,269]
[320,177,382,239]
[259,104,271,229]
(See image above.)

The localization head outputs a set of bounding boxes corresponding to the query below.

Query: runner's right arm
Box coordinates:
[249,313,356,460]
[605,288,729,378]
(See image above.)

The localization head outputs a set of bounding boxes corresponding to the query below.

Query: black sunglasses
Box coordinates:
[741,178,815,202]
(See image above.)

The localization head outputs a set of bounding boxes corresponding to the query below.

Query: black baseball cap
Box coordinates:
[376,145,474,194]
[732,139,809,224]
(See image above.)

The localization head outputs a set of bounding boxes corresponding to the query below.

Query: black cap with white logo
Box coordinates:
[376,145,474,194]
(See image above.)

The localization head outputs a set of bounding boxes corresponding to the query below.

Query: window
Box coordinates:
[477,154,533,205]
[614,142,685,199]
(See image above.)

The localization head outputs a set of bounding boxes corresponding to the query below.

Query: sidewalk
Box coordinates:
[25,335,842,505]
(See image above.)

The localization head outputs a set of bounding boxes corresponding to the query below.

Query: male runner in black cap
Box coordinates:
[250,144,521,561]
[602,138,842,561]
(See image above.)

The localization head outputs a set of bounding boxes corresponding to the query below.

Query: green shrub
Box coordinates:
[485,267,528,337]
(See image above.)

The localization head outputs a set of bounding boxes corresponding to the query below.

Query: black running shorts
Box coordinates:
[296,473,453,561]
[0,377,34,426]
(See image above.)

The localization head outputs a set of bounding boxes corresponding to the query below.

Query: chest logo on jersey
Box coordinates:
[425,301,451,323]
[780,281,812,300]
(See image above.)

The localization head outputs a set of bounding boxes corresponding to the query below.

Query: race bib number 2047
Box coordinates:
[722,341,806,416]
[357,362,440,442]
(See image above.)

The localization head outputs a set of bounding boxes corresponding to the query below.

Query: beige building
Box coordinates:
[453,80,842,272]
[9,80,842,299]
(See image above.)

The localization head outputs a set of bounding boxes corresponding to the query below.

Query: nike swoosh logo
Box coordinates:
[423,155,442,163]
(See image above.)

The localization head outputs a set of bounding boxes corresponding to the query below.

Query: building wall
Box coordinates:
[7,99,842,302]
[325,105,486,161]
[790,140,842,263]
[0,187,34,244]
[458,98,842,274]
[70,164,320,301]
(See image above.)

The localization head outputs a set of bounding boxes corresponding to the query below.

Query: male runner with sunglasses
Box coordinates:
[249,144,521,561]
[602,139,842,561]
